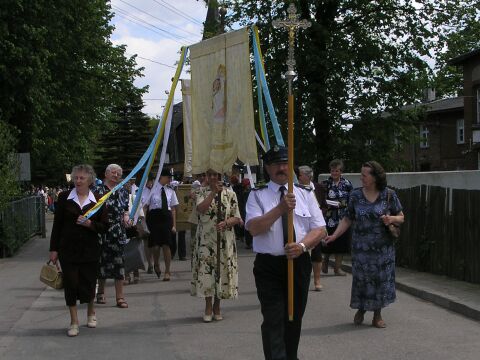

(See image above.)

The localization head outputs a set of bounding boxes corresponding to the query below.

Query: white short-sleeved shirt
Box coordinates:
[147,183,179,211]
[141,186,151,205]
[245,181,326,256]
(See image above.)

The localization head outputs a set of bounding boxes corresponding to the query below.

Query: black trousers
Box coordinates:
[253,252,312,360]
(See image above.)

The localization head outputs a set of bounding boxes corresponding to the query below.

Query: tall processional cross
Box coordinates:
[272,3,311,322]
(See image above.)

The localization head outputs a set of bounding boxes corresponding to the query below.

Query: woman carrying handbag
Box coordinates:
[49,165,108,337]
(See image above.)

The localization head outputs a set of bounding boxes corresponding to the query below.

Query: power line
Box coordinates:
[113,6,188,45]
[126,53,175,68]
[114,10,169,38]
[152,0,203,25]
[114,5,190,42]
[119,0,201,38]
[143,98,183,101]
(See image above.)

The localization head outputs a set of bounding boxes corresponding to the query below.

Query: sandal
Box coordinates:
[321,260,328,274]
[96,293,106,305]
[116,298,128,308]
[354,310,365,325]
[372,316,386,328]
[334,269,347,276]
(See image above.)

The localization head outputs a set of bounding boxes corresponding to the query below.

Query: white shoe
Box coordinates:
[213,314,223,321]
[67,324,79,337]
[203,314,212,323]
[87,315,97,328]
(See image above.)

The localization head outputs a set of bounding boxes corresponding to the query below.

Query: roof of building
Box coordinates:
[402,97,464,113]
[449,48,480,66]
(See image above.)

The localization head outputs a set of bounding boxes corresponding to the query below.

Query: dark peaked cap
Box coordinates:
[160,168,172,177]
[262,145,288,164]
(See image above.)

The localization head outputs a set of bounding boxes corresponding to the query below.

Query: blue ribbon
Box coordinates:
[129,48,188,219]
[251,28,285,147]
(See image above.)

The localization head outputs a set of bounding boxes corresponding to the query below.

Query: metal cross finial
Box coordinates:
[272,3,311,82]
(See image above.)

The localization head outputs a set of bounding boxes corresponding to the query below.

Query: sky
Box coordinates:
[110,0,208,117]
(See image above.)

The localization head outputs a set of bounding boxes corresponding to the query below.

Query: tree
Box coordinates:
[94,86,152,177]
[224,0,478,172]
[0,0,146,184]
[432,4,480,98]
[0,122,20,210]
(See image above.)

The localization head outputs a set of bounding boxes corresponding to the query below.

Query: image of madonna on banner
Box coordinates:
[189,28,258,174]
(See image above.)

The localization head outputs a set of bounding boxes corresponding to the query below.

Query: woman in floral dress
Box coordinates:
[94,164,131,308]
[191,169,242,322]
[321,159,353,275]
[325,161,404,328]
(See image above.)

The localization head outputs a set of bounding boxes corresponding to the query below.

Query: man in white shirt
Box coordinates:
[245,145,327,360]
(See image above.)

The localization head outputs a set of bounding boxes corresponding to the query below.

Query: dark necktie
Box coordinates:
[161,187,168,211]
[279,186,295,245]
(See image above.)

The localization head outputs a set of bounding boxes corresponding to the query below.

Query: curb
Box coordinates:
[330,260,480,322]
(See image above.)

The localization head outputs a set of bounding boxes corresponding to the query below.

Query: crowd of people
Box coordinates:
[47,151,404,360]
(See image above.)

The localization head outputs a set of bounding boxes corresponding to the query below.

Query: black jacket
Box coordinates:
[50,190,108,263]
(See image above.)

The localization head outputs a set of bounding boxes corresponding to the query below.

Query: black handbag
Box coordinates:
[386,189,401,239]
[125,225,138,239]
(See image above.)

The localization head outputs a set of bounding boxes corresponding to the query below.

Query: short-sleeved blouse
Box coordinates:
[321,177,353,228]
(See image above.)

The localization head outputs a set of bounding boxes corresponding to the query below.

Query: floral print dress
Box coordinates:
[93,184,129,280]
[191,187,240,299]
[346,188,403,311]
[321,176,353,254]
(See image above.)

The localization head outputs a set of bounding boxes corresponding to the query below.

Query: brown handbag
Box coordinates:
[40,261,63,289]
[386,189,401,239]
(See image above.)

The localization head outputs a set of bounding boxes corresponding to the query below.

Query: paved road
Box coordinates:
[1,229,480,360]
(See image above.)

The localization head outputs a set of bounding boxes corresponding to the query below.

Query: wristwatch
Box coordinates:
[299,242,307,253]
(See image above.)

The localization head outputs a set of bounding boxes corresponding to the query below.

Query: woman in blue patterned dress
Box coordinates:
[321,159,353,276]
[325,161,404,328]
[94,164,131,308]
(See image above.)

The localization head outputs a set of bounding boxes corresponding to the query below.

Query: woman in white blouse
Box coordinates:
[144,169,179,281]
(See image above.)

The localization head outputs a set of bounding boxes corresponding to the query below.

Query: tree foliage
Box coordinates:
[432,2,480,98]
[224,0,479,172]
[94,86,152,177]
[0,122,20,211]
[0,0,146,184]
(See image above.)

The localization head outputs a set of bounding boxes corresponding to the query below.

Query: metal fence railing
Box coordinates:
[0,196,46,258]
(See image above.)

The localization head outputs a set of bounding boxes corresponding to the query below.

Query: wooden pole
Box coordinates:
[287,93,294,321]
[216,182,223,290]
[273,2,311,323]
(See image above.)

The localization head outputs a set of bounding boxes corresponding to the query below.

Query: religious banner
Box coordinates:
[175,184,194,232]
[181,79,193,177]
[189,28,258,174]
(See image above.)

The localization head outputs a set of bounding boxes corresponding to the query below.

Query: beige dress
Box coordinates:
[191,186,239,299]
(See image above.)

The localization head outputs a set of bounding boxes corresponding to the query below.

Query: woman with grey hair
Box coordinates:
[50,164,108,336]
[93,164,131,308]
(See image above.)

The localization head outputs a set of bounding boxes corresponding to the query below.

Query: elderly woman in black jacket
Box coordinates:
[49,164,108,337]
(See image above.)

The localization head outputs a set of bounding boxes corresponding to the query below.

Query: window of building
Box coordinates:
[420,125,429,149]
[456,119,465,144]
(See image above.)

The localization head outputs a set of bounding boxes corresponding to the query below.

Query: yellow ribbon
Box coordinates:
[84,47,188,218]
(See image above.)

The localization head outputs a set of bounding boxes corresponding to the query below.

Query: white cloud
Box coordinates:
[110,0,207,116]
